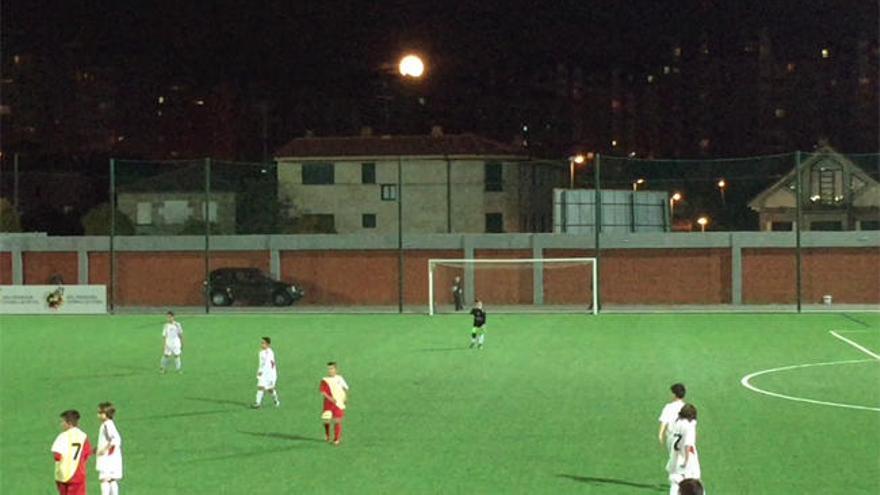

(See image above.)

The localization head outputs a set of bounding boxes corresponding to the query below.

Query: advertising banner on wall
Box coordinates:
[0,285,107,314]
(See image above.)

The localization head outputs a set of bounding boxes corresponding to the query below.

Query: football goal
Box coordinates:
[428,258,598,315]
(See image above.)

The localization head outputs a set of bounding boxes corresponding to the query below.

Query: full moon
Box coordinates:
[398,54,425,78]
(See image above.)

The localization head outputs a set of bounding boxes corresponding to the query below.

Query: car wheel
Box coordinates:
[211,292,231,306]
[272,291,292,306]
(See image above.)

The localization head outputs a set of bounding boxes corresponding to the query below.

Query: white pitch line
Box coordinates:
[740,359,880,412]
[830,330,880,360]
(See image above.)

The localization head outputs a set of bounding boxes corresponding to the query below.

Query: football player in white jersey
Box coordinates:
[160,311,183,374]
[95,402,123,495]
[658,383,686,445]
[253,337,280,408]
[666,404,702,495]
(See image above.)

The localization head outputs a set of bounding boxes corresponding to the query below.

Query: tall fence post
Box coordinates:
[794,151,803,313]
[204,158,212,314]
[109,158,116,314]
[594,154,602,313]
[397,156,404,313]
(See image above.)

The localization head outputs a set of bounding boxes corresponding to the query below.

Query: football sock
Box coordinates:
[270,389,280,405]
[101,481,111,495]
[478,333,485,346]
[323,423,331,438]
[255,390,264,405]
[174,357,181,370]
[159,357,167,370]
[109,480,119,495]
[334,423,342,442]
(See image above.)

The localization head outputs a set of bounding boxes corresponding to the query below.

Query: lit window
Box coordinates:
[699,138,710,149]
[821,48,830,58]
[158,96,165,104]
[663,66,671,74]
[194,100,205,106]
[673,47,682,57]
[611,99,622,110]
[775,108,786,118]
[786,63,796,72]
[859,77,870,85]
[611,139,618,147]
[13,55,21,64]
[647,75,655,83]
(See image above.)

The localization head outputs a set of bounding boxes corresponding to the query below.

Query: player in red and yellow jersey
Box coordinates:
[51,409,91,495]
[320,362,349,445]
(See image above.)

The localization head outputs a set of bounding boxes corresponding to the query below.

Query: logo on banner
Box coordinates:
[46,287,65,310]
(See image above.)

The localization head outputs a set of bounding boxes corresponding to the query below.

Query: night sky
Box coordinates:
[2,0,878,157]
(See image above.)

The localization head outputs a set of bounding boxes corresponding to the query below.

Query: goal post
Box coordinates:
[428,258,598,315]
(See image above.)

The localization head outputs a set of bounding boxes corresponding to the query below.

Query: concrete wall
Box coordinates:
[1,232,878,307]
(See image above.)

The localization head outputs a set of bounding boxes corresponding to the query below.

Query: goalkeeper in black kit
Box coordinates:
[469,300,487,349]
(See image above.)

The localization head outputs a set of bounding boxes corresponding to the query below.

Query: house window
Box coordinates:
[810,164,843,204]
[161,200,191,224]
[302,162,335,184]
[771,221,793,231]
[136,202,152,225]
[362,213,377,229]
[362,163,376,184]
[201,201,218,222]
[485,213,504,233]
[485,162,503,191]
[859,220,880,231]
[381,184,397,201]
[810,220,842,231]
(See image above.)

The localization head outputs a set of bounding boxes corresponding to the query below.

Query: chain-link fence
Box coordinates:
[2,149,877,312]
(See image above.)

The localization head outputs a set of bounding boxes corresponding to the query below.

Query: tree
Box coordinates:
[0,199,22,232]
[81,203,135,235]
[178,218,219,235]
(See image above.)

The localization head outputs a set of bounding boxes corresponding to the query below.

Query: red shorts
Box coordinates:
[323,404,345,419]
[56,481,86,495]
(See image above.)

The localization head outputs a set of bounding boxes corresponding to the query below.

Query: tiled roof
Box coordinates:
[275,133,527,159]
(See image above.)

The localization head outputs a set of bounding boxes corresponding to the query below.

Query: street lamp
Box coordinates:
[717,178,727,206]
[670,192,682,218]
[632,178,646,191]
[697,216,709,232]
[398,54,425,78]
[569,154,586,189]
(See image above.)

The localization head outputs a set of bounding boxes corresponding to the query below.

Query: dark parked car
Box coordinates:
[207,268,304,306]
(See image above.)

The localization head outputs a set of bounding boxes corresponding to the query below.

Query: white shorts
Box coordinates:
[258,374,277,389]
[164,342,181,356]
[97,457,123,480]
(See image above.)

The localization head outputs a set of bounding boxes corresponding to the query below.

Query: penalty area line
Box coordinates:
[830,330,880,361]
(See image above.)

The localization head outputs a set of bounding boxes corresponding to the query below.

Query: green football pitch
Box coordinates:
[1,312,878,494]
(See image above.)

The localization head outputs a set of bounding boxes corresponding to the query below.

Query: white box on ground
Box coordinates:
[0,285,107,314]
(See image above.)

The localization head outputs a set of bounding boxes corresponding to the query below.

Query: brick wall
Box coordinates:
[23,252,78,285]
[4,245,879,306]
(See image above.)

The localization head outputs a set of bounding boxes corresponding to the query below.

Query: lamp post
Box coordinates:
[697,216,709,232]
[569,154,585,189]
[632,178,646,191]
[670,192,682,219]
[717,178,727,207]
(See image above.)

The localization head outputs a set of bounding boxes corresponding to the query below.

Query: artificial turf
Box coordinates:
[1,312,878,494]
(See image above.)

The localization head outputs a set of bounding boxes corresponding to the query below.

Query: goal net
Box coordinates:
[428,258,598,315]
